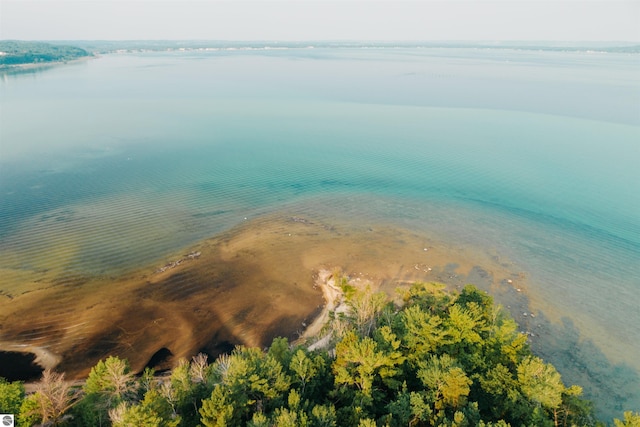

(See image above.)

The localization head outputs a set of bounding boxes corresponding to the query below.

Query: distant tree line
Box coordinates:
[0,41,91,67]
[1,282,638,426]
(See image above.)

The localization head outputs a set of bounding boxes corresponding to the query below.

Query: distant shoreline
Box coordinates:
[0,55,94,72]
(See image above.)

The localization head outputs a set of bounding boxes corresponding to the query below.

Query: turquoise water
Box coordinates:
[1,47,639,417]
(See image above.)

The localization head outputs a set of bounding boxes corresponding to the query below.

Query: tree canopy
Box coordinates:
[0,41,90,67]
[2,282,635,426]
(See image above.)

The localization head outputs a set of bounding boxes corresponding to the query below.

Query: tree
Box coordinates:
[0,377,24,415]
[268,337,293,368]
[110,401,160,427]
[84,356,138,406]
[385,386,433,427]
[200,346,290,425]
[247,412,270,427]
[401,282,451,314]
[614,411,640,427]
[19,369,80,426]
[76,356,138,426]
[270,391,310,427]
[398,304,445,364]
[444,304,483,348]
[557,385,595,427]
[19,393,41,427]
[109,389,180,427]
[486,311,529,368]
[478,363,523,421]
[310,403,337,427]
[138,367,157,397]
[190,353,209,384]
[289,349,324,395]
[454,285,494,325]
[333,330,403,404]
[372,326,405,391]
[199,385,235,427]
[346,286,387,337]
[9,282,610,426]
[162,356,213,426]
[517,356,564,410]
[417,354,472,412]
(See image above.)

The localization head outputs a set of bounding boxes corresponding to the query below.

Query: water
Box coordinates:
[1,47,639,418]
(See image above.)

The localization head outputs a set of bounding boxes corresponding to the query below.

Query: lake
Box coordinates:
[1,45,638,418]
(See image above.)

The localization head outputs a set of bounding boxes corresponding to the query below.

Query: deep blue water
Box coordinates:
[1,47,639,417]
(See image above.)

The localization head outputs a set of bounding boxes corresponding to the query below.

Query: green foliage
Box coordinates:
[110,401,162,427]
[417,354,472,410]
[162,355,215,426]
[18,393,41,427]
[138,367,157,397]
[268,337,293,367]
[77,356,137,425]
[199,385,235,427]
[138,388,181,426]
[345,285,388,336]
[272,406,309,427]
[401,281,451,313]
[200,346,291,425]
[455,285,494,322]
[398,304,445,364]
[290,348,325,395]
[614,411,640,427]
[444,304,484,347]
[517,356,564,409]
[486,311,530,368]
[558,385,596,427]
[248,412,270,427]
[478,363,522,419]
[0,377,24,414]
[84,356,137,404]
[358,418,377,427]
[311,403,337,427]
[0,40,91,67]
[71,392,107,426]
[13,282,630,426]
[333,330,403,402]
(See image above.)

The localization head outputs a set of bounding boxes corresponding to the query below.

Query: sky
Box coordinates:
[1,1,638,42]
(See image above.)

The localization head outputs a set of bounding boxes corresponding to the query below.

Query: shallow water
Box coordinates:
[1,47,639,418]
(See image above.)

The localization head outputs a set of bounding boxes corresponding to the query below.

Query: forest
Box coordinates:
[0,41,90,67]
[1,282,638,426]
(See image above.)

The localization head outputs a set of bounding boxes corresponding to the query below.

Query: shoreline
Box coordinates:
[0,213,526,378]
[298,269,346,351]
[0,211,636,418]
[0,341,61,370]
[0,55,94,73]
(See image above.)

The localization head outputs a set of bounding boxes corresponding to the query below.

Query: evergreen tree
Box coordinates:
[73,356,137,426]
[200,346,290,425]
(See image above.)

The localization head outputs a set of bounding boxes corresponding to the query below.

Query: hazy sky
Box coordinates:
[1,1,638,42]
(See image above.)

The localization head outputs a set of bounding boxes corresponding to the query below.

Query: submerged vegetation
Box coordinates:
[1,282,637,426]
[0,41,91,68]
